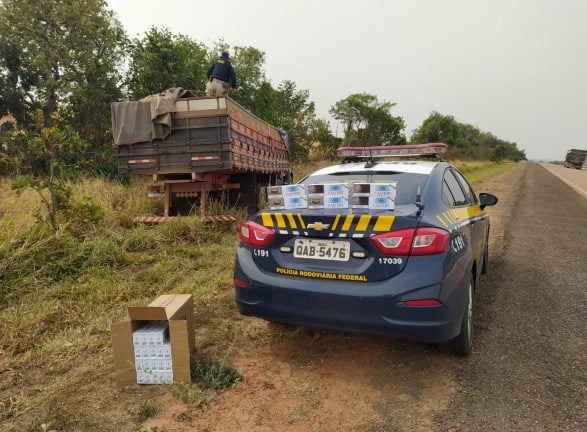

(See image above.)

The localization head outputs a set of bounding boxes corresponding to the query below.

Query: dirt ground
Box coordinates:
[141,162,587,431]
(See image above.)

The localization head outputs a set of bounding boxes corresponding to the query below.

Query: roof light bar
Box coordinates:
[337,143,447,159]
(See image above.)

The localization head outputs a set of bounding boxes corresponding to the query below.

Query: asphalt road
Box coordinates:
[435,163,587,431]
[542,163,587,199]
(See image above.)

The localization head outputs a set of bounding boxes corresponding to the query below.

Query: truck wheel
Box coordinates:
[448,276,474,356]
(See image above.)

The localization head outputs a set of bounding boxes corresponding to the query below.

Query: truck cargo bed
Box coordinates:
[115,96,289,176]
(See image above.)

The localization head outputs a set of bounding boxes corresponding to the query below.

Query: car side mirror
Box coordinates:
[479,193,498,210]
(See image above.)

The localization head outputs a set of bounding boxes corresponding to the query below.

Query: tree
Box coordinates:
[330,93,406,145]
[411,111,460,147]
[226,45,268,112]
[412,111,526,161]
[0,0,126,131]
[11,126,86,231]
[126,27,209,99]
[271,81,331,160]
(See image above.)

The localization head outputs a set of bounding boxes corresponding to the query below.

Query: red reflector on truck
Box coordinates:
[191,155,220,161]
[128,159,156,164]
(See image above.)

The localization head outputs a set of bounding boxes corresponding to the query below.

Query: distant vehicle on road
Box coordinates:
[234,144,499,356]
[563,149,587,170]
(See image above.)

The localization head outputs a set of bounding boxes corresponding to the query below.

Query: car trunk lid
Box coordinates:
[250,205,421,282]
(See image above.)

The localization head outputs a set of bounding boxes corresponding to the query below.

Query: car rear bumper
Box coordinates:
[234,248,467,343]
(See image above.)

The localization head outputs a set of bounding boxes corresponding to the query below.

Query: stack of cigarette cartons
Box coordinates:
[267,185,307,210]
[111,294,194,387]
[133,321,173,384]
[307,183,349,209]
[351,183,397,210]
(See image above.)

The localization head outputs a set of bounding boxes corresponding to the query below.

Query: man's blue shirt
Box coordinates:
[207,59,237,88]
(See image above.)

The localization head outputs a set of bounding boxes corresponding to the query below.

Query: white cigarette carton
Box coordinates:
[281,184,305,198]
[137,369,174,385]
[369,196,395,210]
[307,194,324,209]
[325,196,348,209]
[324,183,349,197]
[284,195,307,209]
[370,182,397,198]
[266,185,283,198]
[352,183,371,196]
[268,196,285,210]
[131,320,174,384]
[351,195,370,209]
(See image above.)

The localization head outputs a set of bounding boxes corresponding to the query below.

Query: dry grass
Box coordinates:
[292,159,334,180]
[0,159,516,430]
[0,175,243,431]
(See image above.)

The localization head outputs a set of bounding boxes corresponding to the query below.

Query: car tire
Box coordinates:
[481,227,489,274]
[448,276,474,356]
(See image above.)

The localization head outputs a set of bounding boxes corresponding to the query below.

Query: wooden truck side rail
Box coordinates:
[117,96,289,176]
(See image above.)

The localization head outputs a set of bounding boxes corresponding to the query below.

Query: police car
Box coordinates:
[233,143,498,355]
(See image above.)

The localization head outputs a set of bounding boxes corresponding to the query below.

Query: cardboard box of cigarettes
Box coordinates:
[111,294,194,386]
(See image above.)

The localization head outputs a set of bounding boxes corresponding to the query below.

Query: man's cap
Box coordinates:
[220,51,230,60]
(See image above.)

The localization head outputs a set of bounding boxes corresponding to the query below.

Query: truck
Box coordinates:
[563,149,587,170]
[111,89,291,218]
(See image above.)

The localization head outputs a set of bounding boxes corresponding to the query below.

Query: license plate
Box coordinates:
[293,239,350,262]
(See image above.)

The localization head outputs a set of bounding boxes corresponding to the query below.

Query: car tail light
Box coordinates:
[411,228,450,256]
[371,229,415,255]
[239,221,274,247]
[371,227,449,256]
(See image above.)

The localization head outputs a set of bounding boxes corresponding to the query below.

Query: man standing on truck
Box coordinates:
[206,51,237,96]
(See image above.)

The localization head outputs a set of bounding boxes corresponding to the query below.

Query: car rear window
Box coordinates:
[300,172,429,205]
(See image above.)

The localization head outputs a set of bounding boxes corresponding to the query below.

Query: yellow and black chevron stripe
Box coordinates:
[259,212,395,238]
[435,206,486,229]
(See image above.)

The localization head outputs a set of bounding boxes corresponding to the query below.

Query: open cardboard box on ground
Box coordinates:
[111,294,195,387]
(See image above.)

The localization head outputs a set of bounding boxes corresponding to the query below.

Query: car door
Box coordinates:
[442,169,475,271]
[450,169,487,275]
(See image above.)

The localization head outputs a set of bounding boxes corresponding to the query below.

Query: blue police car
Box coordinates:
[233,144,498,355]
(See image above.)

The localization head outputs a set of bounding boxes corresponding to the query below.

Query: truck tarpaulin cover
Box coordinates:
[111,88,196,146]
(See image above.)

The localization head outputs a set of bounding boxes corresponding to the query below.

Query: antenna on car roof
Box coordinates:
[415,181,424,217]
[364,143,376,168]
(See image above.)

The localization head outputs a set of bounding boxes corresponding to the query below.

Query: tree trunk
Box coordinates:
[42,86,57,128]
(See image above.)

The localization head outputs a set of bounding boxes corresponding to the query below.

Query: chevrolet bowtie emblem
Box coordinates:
[307,222,330,231]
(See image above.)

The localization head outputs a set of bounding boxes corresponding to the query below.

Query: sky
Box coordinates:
[106,0,587,161]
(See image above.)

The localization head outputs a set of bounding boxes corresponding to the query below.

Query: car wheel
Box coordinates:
[448,277,474,356]
[481,228,489,274]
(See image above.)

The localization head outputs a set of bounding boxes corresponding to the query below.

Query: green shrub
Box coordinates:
[190,357,243,390]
